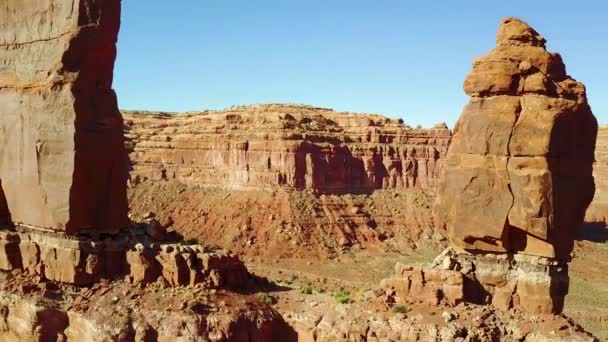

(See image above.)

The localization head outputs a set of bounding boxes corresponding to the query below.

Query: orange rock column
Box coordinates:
[437,17,597,260]
[433,17,597,314]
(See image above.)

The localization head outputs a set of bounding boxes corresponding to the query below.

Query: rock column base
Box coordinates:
[0,227,248,288]
[381,248,568,314]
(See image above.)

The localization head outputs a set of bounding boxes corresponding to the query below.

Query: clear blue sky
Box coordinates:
[115,0,607,128]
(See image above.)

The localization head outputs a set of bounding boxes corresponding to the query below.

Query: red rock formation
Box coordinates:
[386,17,597,315]
[0,0,128,234]
[436,17,597,260]
[124,105,451,194]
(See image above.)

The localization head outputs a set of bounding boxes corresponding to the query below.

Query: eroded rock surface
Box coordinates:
[0,273,295,342]
[382,248,569,314]
[0,227,249,288]
[436,17,597,260]
[124,104,451,194]
[0,0,128,233]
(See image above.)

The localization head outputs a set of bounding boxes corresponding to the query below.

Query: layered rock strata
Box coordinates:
[0,227,248,288]
[124,105,451,194]
[0,0,128,233]
[382,248,569,314]
[392,17,597,315]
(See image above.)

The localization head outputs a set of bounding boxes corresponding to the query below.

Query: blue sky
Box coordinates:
[115,0,607,128]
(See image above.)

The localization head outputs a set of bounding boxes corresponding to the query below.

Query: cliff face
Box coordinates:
[0,0,127,233]
[124,104,451,194]
[587,125,608,222]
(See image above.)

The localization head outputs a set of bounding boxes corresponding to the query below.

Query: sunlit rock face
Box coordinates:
[0,0,128,233]
[436,17,597,261]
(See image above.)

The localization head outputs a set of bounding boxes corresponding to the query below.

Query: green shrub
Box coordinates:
[300,285,313,295]
[257,292,275,305]
[392,305,409,314]
[355,290,367,300]
[314,287,325,294]
[335,289,351,304]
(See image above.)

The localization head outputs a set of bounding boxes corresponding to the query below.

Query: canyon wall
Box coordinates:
[124,105,451,194]
[587,125,608,222]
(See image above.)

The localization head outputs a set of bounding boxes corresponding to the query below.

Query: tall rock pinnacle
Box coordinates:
[437,17,598,260]
[0,0,128,233]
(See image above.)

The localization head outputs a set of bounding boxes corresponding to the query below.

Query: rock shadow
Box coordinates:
[541,102,598,259]
[295,140,425,195]
[0,180,13,228]
[576,222,608,243]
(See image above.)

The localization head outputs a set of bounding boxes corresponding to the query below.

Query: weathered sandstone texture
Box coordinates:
[124,104,451,194]
[0,0,128,233]
[586,125,608,222]
[436,17,597,260]
[388,17,597,315]
[382,248,569,314]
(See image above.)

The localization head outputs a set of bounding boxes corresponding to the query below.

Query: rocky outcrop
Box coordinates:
[587,125,608,222]
[0,227,249,288]
[124,104,451,194]
[0,0,128,233]
[0,274,296,341]
[281,272,595,341]
[436,17,597,260]
[382,248,569,314]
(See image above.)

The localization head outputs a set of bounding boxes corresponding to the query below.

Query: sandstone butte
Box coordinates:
[381,17,598,317]
[0,0,128,234]
[436,17,597,261]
